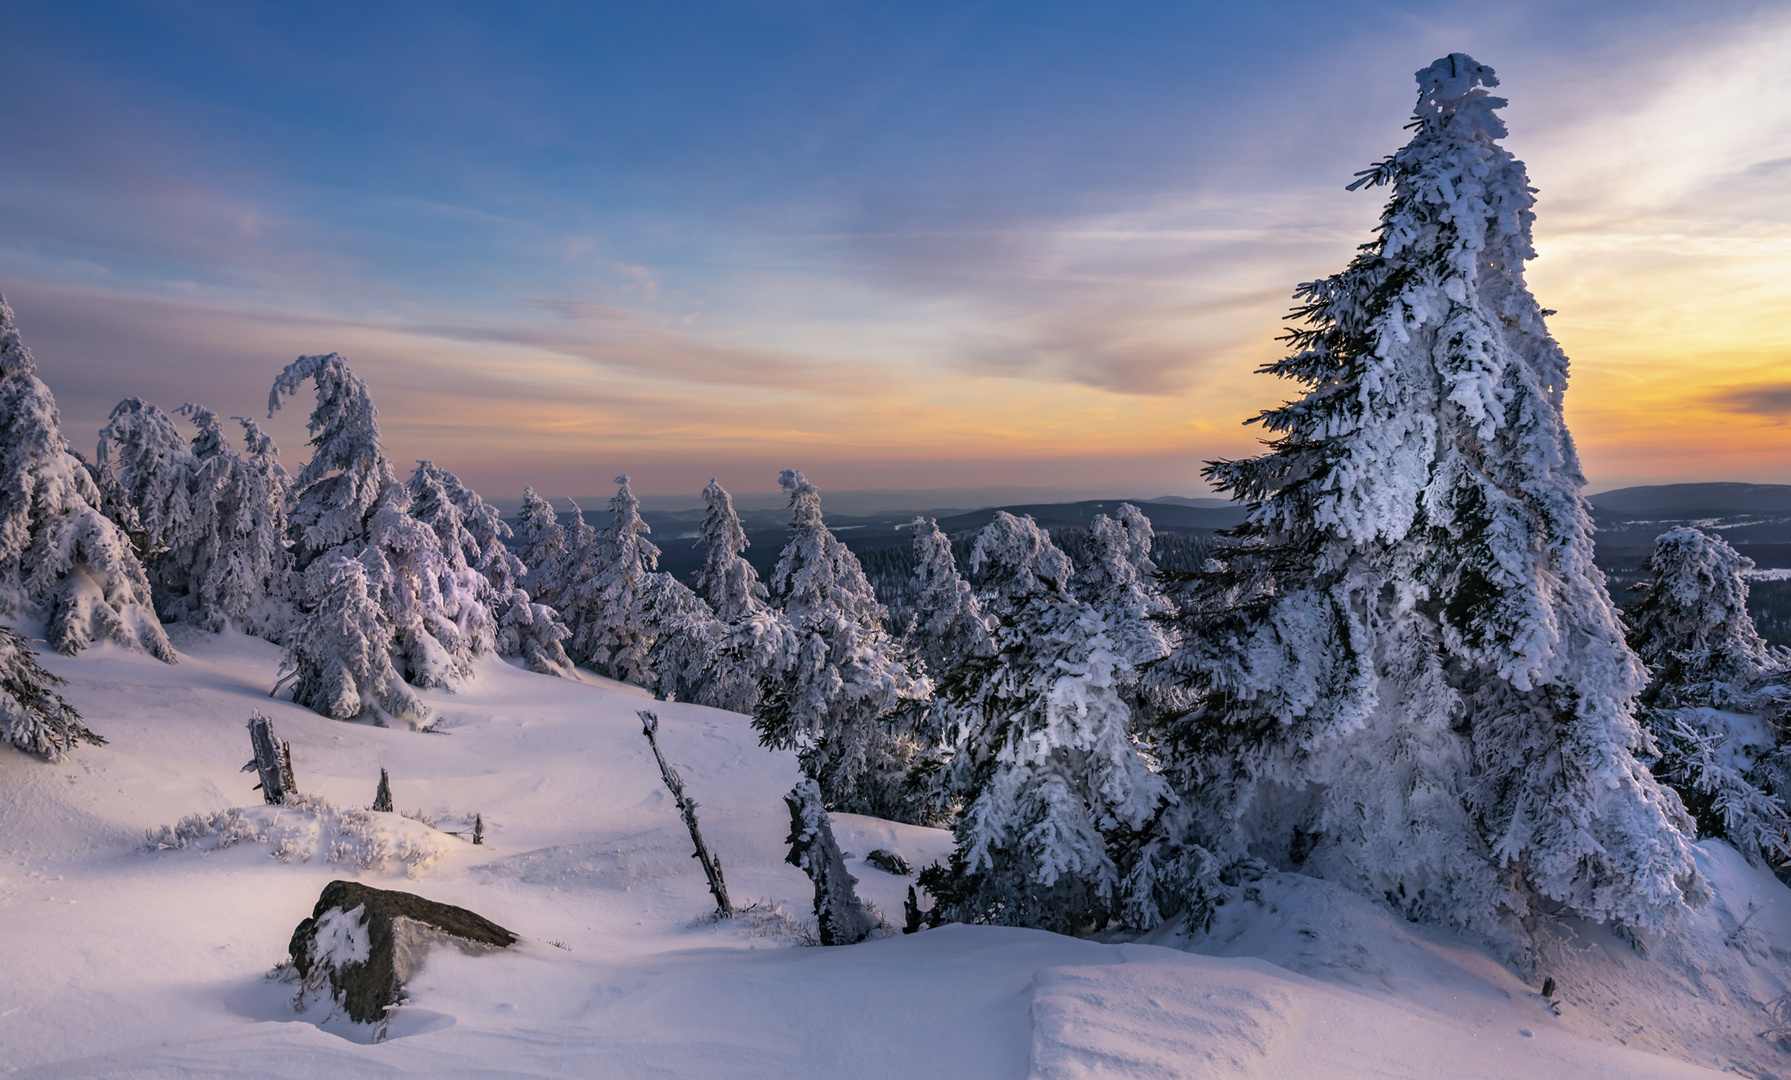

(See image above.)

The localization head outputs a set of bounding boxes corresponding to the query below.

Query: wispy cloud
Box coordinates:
[1708,383,1791,420]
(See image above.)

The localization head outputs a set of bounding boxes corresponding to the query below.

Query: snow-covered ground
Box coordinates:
[3,627,1789,1078]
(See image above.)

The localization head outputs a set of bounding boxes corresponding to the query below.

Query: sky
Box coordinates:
[4,0,1790,506]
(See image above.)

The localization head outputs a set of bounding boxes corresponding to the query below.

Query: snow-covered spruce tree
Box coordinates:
[278,554,423,722]
[560,475,664,684]
[0,626,103,760]
[919,512,1165,934]
[268,354,394,570]
[98,401,295,636]
[416,468,570,676]
[1628,527,1782,699]
[1624,527,1791,864]
[405,460,500,661]
[687,478,793,711]
[96,398,198,571]
[906,516,994,681]
[269,354,473,712]
[192,413,296,638]
[1073,505,1172,669]
[754,470,928,819]
[513,486,569,611]
[0,298,172,659]
[643,570,728,704]
[901,515,995,820]
[1145,55,1704,943]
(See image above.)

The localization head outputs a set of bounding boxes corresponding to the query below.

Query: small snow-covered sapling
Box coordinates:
[371,767,393,812]
[784,778,883,946]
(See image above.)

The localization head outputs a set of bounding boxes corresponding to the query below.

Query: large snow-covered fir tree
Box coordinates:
[755,470,928,819]
[0,298,172,660]
[268,354,395,571]
[919,512,1164,934]
[1624,527,1791,865]
[1146,55,1704,944]
[0,626,104,760]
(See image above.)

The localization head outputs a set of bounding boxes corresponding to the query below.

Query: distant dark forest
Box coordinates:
[573,482,1791,648]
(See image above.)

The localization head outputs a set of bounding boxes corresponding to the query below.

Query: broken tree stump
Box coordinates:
[638,709,732,917]
[242,710,296,805]
[785,778,884,945]
[288,879,516,1026]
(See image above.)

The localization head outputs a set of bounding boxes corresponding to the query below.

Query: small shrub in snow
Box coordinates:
[145,793,459,877]
[145,807,262,851]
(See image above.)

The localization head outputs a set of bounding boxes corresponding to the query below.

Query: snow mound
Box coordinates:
[145,792,462,877]
[1029,960,1295,1077]
[1171,849,1791,1077]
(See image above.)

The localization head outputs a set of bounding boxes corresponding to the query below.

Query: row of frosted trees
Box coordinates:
[7,53,1791,958]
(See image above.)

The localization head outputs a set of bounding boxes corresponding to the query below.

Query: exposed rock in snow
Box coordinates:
[289,879,517,1025]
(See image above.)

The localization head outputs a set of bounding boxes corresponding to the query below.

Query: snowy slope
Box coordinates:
[1,627,1786,1078]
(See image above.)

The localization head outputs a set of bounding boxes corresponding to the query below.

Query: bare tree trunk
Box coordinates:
[242,711,296,805]
[638,710,732,917]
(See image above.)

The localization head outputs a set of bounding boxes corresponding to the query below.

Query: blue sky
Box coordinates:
[4,1,1787,504]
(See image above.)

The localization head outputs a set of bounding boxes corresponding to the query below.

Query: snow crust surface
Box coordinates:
[1,625,1784,1078]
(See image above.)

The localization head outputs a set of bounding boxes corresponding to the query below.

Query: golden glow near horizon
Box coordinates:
[1525,19,1791,490]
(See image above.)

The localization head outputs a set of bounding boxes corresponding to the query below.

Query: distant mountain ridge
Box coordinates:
[1589,483,1791,515]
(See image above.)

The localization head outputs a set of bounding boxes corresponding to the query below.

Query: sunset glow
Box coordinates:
[4,2,1786,502]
